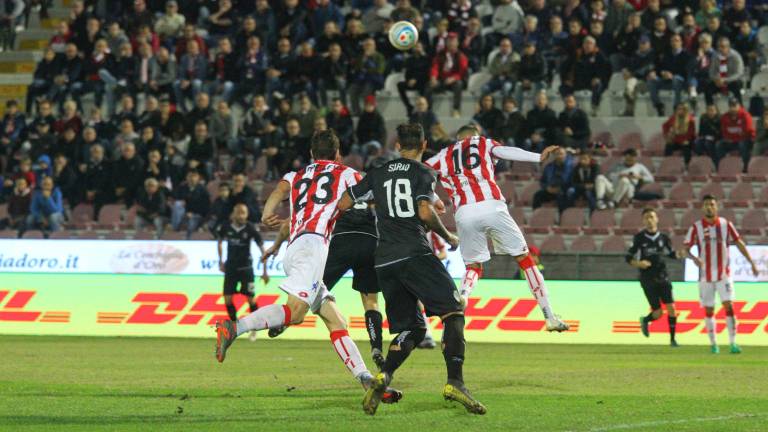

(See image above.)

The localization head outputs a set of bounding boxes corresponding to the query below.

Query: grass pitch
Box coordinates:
[0,336,766,432]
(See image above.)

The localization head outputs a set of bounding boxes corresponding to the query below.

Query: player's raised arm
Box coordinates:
[490,144,560,163]
[262,180,291,228]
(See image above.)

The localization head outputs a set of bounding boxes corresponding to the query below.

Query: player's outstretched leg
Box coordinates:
[215,303,292,362]
[517,254,569,332]
[724,301,741,354]
[441,313,486,415]
[318,300,373,383]
[363,327,426,415]
[704,308,719,354]
[666,304,678,347]
[459,265,482,309]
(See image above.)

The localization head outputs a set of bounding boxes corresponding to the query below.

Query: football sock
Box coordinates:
[519,255,554,320]
[382,328,426,376]
[460,267,481,300]
[642,312,656,323]
[236,304,290,336]
[248,299,258,313]
[726,315,737,345]
[364,310,383,352]
[330,330,370,380]
[705,316,717,346]
[442,314,466,384]
[422,311,433,338]
[668,315,677,341]
[225,303,237,321]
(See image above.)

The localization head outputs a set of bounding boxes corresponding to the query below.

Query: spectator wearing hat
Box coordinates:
[356,95,386,157]
[426,32,468,118]
[718,98,755,170]
[705,37,744,106]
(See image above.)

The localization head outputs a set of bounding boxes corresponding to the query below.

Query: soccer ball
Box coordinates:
[388,21,419,51]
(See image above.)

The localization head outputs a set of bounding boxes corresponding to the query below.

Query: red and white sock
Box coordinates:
[330,330,369,380]
[726,315,737,345]
[519,255,554,320]
[461,267,481,300]
[236,305,290,336]
[705,317,717,346]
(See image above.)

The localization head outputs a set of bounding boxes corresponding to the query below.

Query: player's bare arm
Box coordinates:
[217,239,225,272]
[417,200,458,249]
[630,259,652,270]
[262,181,291,229]
[261,220,289,263]
[678,246,703,267]
[337,190,355,212]
[489,145,560,163]
[255,240,270,284]
[735,239,759,276]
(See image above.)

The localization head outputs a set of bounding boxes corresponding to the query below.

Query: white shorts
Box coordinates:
[281,234,333,313]
[455,200,528,264]
[698,278,735,308]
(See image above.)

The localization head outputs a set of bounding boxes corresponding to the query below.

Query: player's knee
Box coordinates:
[705,307,715,318]
[360,293,379,311]
[665,305,676,316]
[285,298,309,324]
[723,302,734,316]
[651,309,663,319]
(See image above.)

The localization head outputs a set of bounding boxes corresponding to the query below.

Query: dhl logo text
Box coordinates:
[612,301,768,334]
[0,290,70,323]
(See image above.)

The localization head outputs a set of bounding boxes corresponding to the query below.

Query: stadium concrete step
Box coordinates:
[0,51,42,75]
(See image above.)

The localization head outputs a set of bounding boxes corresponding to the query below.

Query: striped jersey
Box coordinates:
[282,160,361,242]
[425,135,503,209]
[685,217,742,282]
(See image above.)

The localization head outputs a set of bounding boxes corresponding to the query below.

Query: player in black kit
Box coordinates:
[340,123,486,416]
[218,203,269,341]
[626,208,681,347]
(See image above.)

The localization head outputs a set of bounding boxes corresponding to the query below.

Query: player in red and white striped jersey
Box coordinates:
[682,194,758,354]
[425,124,570,332]
[215,130,381,392]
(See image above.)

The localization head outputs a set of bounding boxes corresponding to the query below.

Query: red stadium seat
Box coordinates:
[160,232,187,240]
[22,231,44,239]
[528,207,557,234]
[505,161,537,181]
[719,208,737,225]
[712,157,743,182]
[206,180,221,201]
[516,182,539,207]
[616,208,643,234]
[617,132,642,152]
[756,185,768,207]
[0,203,7,220]
[539,234,566,252]
[554,207,585,234]
[190,231,214,240]
[655,156,684,182]
[76,231,100,239]
[644,132,665,157]
[671,235,686,250]
[744,156,768,181]
[70,204,95,229]
[104,231,127,240]
[498,180,516,203]
[591,131,613,147]
[49,230,75,239]
[657,208,677,231]
[677,208,704,234]
[125,205,138,226]
[97,204,124,230]
[509,206,526,225]
[0,229,16,238]
[133,231,156,240]
[570,235,597,252]
[741,210,766,236]
[664,183,694,208]
[600,235,628,253]
[698,182,726,200]
[584,210,615,234]
[686,156,715,181]
[726,182,754,208]
[260,181,278,203]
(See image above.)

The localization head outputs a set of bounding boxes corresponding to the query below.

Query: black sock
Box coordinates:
[668,315,677,341]
[442,314,466,384]
[364,310,383,352]
[382,328,426,376]
[225,303,237,321]
[643,312,656,323]
[248,299,258,313]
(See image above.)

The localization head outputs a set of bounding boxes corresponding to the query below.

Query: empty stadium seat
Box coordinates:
[664,183,694,208]
[76,231,100,239]
[253,156,268,179]
[190,231,214,240]
[712,156,743,181]
[677,208,703,234]
[498,180,516,203]
[656,157,684,182]
[160,232,187,240]
[70,204,95,229]
[617,208,643,234]
[528,208,557,234]
[0,229,17,239]
[382,72,404,95]
[509,206,526,225]
[617,132,642,152]
[686,156,715,181]
[467,72,492,95]
[104,231,127,240]
[570,236,597,252]
[726,182,754,207]
[741,210,766,236]
[555,207,585,234]
[698,182,726,200]
[0,203,7,220]
[133,231,156,240]
[49,231,75,239]
[539,234,566,252]
[644,133,665,157]
[600,235,628,253]
[206,180,220,200]
[670,235,686,250]
[506,161,537,180]
[516,182,539,207]
[584,210,615,234]
[744,156,768,181]
[21,231,44,239]
[657,208,677,230]
[756,185,768,207]
[97,204,124,230]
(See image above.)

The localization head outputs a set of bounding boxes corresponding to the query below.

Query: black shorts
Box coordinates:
[376,253,462,334]
[324,233,379,294]
[640,276,674,310]
[223,267,255,296]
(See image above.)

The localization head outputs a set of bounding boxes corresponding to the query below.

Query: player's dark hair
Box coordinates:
[641,207,657,216]
[702,194,718,202]
[311,129,340,160]
[457,124,481,137]
[396,123,425,151]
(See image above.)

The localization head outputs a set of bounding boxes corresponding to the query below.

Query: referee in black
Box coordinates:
[218,203,269,341]
[626,208,681,347]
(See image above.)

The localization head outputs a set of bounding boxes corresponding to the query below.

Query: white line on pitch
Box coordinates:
[584,413,765,432]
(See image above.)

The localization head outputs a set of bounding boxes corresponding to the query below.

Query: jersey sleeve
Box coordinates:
[425,152,442,171]
[281,172,296,191]
[684,224,697,248]
[662,234,676,259]
[625,235,641,264]
[250,224,263,246]
[726,220,741,244]
[216,224,227,240]
[414,166,437,203]
[348,171,373,202]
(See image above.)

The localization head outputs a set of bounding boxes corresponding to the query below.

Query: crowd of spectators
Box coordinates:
[1,0,768,235]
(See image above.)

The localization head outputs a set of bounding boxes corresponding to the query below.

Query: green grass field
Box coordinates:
[0,336,767,432]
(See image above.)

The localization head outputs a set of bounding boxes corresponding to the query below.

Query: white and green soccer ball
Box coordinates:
[388,20,419,51]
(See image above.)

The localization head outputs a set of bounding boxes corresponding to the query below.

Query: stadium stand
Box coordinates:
[0,0,764,254]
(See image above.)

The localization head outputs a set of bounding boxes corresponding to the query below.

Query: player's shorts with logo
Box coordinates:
[639,274,674,310]
[376,254,462,334]
[324,233,379,294]
[281,233,334,313]
[698,278,735,307]
[455,199,528,263]
[223,266,255,296]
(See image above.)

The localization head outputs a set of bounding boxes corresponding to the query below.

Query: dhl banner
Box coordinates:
[1,274,767,345]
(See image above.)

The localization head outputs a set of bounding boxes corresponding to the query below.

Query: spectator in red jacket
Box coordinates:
[425,32,468,118]
[662,102,696,166]
[718,98,755,171]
